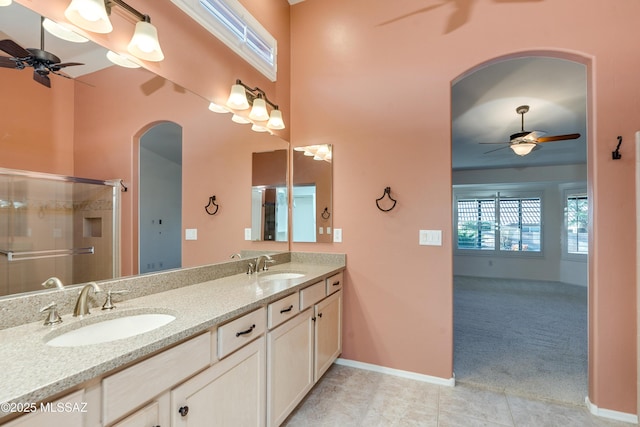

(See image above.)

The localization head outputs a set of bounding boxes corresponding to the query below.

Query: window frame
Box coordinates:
[170,0,278,82]
[562,188,588,260]
[454,191,544,257]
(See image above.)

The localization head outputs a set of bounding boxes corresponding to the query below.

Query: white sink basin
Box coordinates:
[259,272,306,282]
[46,313,176,347]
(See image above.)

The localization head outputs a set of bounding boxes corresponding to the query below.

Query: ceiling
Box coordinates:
[452,56,587,170]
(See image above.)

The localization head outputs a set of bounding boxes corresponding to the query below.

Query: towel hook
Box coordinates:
[612,135,622,160]
[205,195,219,215]
[376,187,397,212]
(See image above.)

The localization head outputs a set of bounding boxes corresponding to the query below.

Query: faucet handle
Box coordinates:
[39,302,62,326]
[247,262,256,275]
[263,258,276,271]
[101,289,130,310]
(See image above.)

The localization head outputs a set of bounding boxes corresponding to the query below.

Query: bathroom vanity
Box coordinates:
[0,253,345,426]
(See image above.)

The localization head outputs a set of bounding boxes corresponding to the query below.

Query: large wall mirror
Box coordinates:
[0,1,289,298]
[251,149,288,242]
[292,145,333,243]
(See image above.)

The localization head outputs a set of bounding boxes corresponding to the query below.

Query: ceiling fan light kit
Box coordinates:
[0,0,12,7]
[480,104,581,157]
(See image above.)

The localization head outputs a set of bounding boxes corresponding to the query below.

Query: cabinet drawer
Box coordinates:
[112,401,160,427]
[326,271,343,295]
[268,293,300,329]
[218,307,266,359]
[102,333,211,425]
[299,281,325,310]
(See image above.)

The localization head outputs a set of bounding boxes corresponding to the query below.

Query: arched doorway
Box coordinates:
[139,122,183,274]
[451,53,590,404]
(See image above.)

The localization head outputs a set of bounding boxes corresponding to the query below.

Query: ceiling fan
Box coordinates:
[0,17,83,88]
[481,105,581,156]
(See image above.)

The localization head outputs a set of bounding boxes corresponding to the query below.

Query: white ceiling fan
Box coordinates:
[481,105,581,156]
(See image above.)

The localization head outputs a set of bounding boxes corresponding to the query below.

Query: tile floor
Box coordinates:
[282,364,631,427]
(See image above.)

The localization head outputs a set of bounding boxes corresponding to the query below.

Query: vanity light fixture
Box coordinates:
[216,79,286,132]
[510,142,536,156]
[64,0,164,61]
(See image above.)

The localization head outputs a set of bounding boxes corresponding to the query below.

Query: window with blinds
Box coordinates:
[456,195,542,252]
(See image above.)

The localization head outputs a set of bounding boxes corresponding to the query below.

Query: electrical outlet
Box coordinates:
[244,228,252,240]
[334,228,342,243]
[185,229,197,240]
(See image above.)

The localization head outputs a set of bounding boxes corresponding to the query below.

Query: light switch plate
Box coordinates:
[185,228,197,240]
[333,228,342,243]
[244,228,252,240]
[419,229,442,246]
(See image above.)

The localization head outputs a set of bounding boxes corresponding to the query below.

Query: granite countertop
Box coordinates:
[0,261,344,414]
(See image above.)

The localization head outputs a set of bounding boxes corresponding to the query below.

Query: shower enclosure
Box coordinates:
[0,168,121,297]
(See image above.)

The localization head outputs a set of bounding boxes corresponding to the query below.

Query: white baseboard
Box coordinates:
[335,358,455,387]
[585,396,638,424]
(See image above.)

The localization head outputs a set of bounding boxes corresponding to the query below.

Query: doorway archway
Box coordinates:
[451,52,590,404]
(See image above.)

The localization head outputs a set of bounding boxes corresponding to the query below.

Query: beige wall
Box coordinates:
[290,0,638,415]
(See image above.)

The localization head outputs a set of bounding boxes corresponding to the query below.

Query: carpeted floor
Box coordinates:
[453,275,588,405]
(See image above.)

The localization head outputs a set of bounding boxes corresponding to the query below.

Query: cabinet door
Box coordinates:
[112,400,161,427]
[3,390,85,427]
[266,309,314,427]
[314,290,342,381]
[171,336,266,427]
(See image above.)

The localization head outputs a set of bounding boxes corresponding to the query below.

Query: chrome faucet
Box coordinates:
[41,277,65,290]
[255,255,275,272]
[73,282,102,317]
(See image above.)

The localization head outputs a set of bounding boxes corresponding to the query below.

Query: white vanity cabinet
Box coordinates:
[266,305,315,427]
[171,308,267,427]
[267,276,343,427]
[314,289,342,381]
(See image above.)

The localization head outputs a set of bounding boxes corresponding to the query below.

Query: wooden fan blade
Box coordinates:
[33,71,51,88]
[537,133,580,143]
[0,56,17,68]
[56,62,84,68]
[0,39,30,58]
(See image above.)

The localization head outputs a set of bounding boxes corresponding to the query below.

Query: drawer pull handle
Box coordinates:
[236,324,256,337]
[317,312,323,318]
[332,280,341,286]
[280,305,294,314]
[178,405,189,417]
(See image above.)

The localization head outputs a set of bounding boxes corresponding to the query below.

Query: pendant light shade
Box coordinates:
[266,109,285,130]
[227,84,250,110]
[64,0,113,34]
[127,20,164,62]
[43,19,89,43]
[249,97,270,121]
[510,143,536,156]
[232,114,251,124]
[106,50,141,68]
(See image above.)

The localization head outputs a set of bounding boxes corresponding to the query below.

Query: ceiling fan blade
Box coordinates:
[0,39,30,58]
[33,70,51,88]
[0,56,17,69]
[483,145,511,154]
[536,133,580,143]
[479,141,510,145]
[56,62,84,68]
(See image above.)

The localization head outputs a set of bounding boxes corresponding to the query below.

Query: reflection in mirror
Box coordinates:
[292,145,333,243]
[251,150,288,241]
[0,1,290,300]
